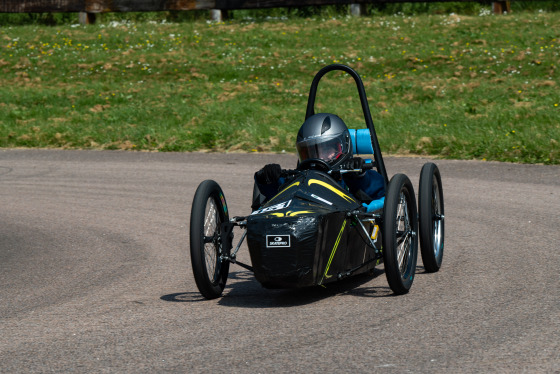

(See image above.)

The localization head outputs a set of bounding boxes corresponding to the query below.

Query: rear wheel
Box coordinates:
[190,180,230,299]
[418,163,445,272]
[382,174,418,295]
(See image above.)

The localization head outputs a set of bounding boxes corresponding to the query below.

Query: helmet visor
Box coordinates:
[296,135,346,165]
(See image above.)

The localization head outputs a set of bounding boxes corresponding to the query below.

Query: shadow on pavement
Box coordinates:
[160,268,395,308]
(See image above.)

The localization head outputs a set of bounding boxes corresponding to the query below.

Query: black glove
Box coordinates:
[345,157,364,170]
[255,164,282,185]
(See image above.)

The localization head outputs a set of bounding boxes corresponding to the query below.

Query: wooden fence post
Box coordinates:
[210,9,229,22]
[350,4,366,16]
[78,12,96,25]
[210,9,222,22]
[492,1,511,14]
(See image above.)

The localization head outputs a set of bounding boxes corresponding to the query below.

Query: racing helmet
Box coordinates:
[296,113,352,169]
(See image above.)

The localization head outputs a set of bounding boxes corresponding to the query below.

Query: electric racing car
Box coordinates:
[189,64,445,299]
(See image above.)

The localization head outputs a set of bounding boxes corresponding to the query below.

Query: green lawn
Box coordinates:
[1,11,558,164]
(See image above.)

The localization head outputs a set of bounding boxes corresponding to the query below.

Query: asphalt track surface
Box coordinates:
[0,149,558,373]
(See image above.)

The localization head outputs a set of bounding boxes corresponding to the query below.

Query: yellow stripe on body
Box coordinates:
[320,219,347,285]
[308,179,355,203]
[286,211,313,216]
[267,181,300,204]
[269,211,313,217]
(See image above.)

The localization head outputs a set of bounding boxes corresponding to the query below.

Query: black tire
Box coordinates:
[382,174,419,295]
[418,163,445,273]
[190,180,230,299]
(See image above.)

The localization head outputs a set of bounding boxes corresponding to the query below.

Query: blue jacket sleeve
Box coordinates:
[343,170,385,202]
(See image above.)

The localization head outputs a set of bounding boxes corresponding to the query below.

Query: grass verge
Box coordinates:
[0,11,559,164]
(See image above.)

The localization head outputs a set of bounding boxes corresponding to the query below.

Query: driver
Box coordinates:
[253,113,385,212]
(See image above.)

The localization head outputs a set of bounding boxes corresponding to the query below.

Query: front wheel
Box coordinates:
[418,163,445,273]
[382,174,419,295]
[190,180,230,299]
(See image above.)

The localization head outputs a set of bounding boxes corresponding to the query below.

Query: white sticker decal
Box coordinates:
[251,200,291,215]
[311,194,333,205]
[266,235,291,248]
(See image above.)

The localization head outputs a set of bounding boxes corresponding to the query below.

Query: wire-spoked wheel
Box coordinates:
[190,180,230,299]
[382,174,419,295]
[419,163,445,273]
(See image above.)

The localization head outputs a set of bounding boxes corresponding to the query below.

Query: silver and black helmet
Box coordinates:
[296,113,352,169]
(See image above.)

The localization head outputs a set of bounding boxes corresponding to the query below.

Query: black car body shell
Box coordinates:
[247,170,380,288]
